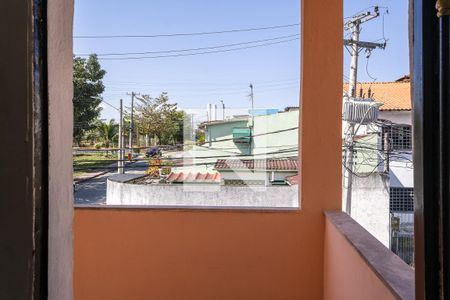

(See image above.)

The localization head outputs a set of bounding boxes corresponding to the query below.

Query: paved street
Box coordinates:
[74,160,148,205]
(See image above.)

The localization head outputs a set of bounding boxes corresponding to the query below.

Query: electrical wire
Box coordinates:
[74,23,300,39]
[100,99,120,111]
[365,51,378,83]
[98,38,299,61]
[74,147,299,164]
[104,78,299,87]
[76,34,299,57]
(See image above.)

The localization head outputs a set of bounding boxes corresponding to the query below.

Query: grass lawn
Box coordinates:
[73,153,118,177]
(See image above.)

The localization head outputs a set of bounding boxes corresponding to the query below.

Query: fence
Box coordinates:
[390,212,414,266]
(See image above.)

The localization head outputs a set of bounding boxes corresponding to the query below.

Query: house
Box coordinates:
[343,76,413,263]
[202,108,299,157]
[214,158,298,186]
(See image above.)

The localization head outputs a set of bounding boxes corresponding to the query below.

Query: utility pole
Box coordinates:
[343,6,386,215]
[249,84,255,155]
[249,84,255,126]
[383,128,390,173]
[220,100,225,120]
[126,92,139,158]
[118,99,124,174]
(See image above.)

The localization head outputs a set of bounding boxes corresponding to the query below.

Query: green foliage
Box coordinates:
[147,158,162,178]
[195,129,206,145]
[73,54,106,145]
[133,92,185,145]
[73,154,117,177]
[97,119,118,148]
[161,167,172,176]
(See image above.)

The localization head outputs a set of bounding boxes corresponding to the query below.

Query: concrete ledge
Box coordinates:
[325,211,414,300]
[106,175,299,208]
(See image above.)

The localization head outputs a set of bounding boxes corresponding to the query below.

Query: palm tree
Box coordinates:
[97,119,118,149]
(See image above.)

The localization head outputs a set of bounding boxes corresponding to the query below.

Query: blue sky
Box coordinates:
[74,1,408,120]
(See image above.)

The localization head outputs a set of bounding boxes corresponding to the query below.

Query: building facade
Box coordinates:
[343,77,414,264]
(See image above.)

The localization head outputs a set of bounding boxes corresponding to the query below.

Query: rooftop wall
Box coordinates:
[106,178,298,208]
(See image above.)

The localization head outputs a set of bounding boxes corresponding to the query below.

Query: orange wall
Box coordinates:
[74,1,343,299]
[323,218,397,300]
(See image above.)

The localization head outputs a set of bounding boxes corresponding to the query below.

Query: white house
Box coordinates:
[343,76,414,264]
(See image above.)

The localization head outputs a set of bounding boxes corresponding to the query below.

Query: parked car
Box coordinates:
[145,147,162,158]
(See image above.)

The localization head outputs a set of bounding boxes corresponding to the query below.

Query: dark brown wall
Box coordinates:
[0,0,37,298]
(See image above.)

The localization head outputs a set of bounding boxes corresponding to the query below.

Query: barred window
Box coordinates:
[383,125,412,151]
[390,187,414,212]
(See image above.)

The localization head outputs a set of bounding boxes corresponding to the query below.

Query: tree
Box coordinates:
[163,111,187,145]
[97,119,118,148]
[73,54,106,145]
[195,129,205,145]
[133,93,180,145]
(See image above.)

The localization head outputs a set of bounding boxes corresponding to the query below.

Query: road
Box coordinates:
[74,160,148,205]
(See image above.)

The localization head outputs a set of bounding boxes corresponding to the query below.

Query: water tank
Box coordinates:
[343,97,382,125]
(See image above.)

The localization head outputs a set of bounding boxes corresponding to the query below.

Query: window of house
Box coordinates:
[390,187,414,212]
[72,1,300,209]
[383,125,412,151]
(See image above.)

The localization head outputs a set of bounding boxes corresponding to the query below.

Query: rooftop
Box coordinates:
[285,174,299,185]
[215,158,299,171]
[201,116,249,128]
[166,172,221,183]
[343,76,411,111]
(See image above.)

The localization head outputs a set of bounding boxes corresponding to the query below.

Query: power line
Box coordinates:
[100,99,120,111]
[73,155,300,172]
[104,78,299,86]
[98,38,299,61]
[76,34,299,57]
[105,81,299,92]
[74,148,299,166]
[103,85,300,97]
[77,126,299,148]
[74,23,300,39]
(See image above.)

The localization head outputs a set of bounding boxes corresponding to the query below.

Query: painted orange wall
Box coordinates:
[74,1,343,299]
[323,218,397,300]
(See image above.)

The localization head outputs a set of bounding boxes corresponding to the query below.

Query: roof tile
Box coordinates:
[166,172,220,183]
[214,158,298,171]
[343,81,411,111]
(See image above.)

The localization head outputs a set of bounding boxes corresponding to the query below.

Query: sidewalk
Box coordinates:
[73,158,141,184]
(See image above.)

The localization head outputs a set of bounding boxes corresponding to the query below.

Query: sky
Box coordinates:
[73,1,409,121]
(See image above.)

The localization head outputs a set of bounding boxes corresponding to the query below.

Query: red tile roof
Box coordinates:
[215,159,298,171]
[166,172,220,183]
[343,79,411,111]
[285,175,299,186]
